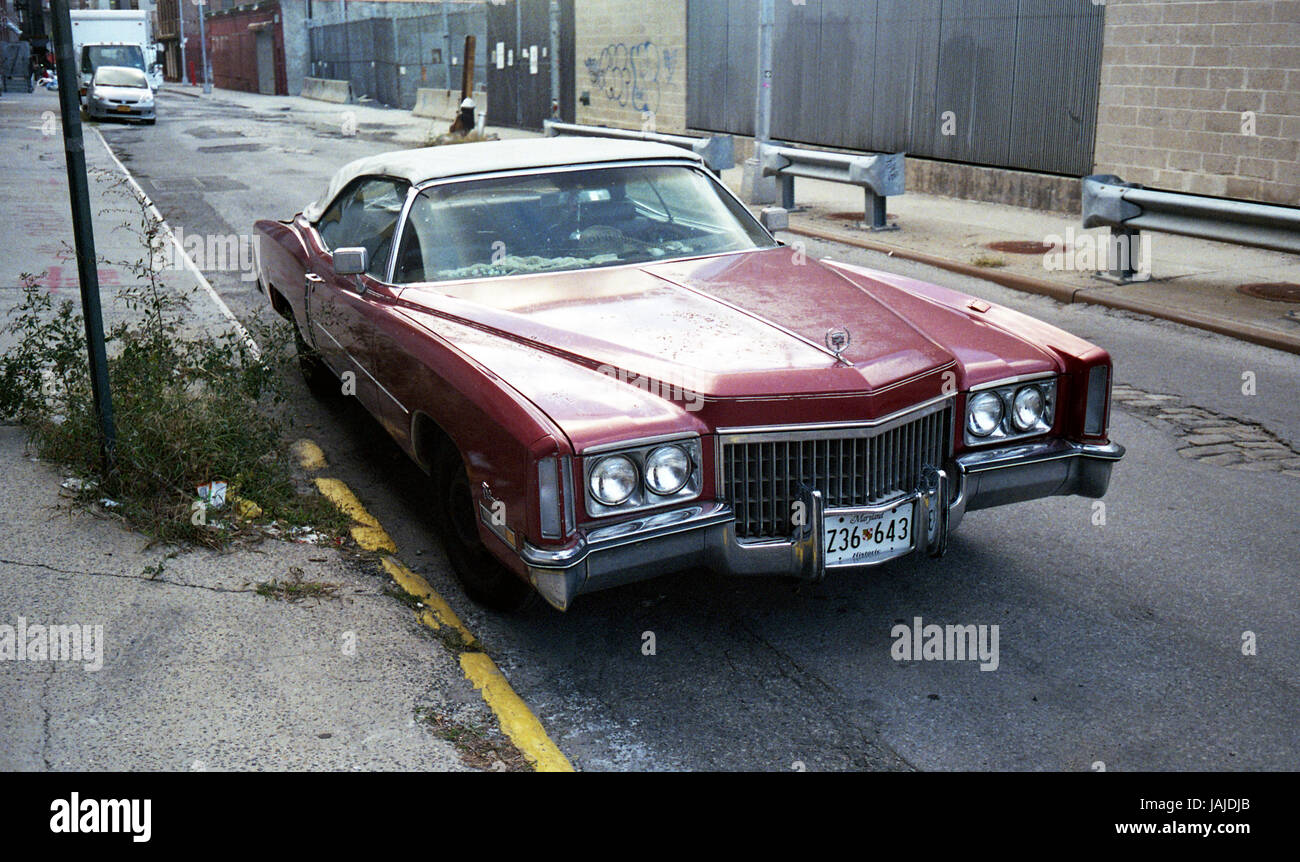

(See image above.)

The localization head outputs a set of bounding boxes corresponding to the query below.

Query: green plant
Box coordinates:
[0,176,347,547]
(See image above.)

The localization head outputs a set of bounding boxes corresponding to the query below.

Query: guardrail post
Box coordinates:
[780,175,796,210]
[865,189,890,232]
[1101,227,1143,284]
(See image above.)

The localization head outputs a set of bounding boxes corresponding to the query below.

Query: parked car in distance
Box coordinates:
[85,65,154,124]
[255,138,1123,612]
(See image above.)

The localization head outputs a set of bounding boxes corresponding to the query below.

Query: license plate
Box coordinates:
[114,105,132,112]
[824,501,915,567]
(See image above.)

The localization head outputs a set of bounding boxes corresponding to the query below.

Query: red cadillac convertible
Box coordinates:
[255,138,1123,611]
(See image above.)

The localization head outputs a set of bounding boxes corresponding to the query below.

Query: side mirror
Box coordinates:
[759,207,789,233]
[333,247,367,276]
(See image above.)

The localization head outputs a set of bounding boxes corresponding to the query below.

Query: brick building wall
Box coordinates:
[573,0,685,132]
[1093,0,1300,205]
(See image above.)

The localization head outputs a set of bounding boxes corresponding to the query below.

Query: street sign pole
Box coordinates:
[49,0,117,473]
[179,0,189,86]
[198,0,212,95]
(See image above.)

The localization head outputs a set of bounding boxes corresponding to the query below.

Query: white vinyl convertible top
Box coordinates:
[302,137,701,222]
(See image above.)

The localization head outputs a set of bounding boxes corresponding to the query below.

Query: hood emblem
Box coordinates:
[825,326,851,360]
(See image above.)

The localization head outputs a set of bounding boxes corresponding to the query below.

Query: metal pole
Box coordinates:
[198,0,210,94]
[441,0,451,91]
[179,0,189,85]
[741,0,777,204]
[755,0,774,144]
[49,0,117,472]
[548,0,560,118]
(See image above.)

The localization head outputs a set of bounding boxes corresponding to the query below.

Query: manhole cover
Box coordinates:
[985,240,1058,255]
[1237,282,1300,303]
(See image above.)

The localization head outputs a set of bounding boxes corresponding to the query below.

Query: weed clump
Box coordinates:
[0,174,346,547]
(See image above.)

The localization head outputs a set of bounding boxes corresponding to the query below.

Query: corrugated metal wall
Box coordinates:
[308,7,488,110]
[686,0,1104,176]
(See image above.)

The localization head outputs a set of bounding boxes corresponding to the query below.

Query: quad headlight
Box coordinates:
[644,445,692,496]
[588,454,638,506]
[966,392,1004,438]
[584,437,702,516]
[964,377,1057,445]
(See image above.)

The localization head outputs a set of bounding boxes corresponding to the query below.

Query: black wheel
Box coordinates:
[293,324,339,396]
[432,445,536,612]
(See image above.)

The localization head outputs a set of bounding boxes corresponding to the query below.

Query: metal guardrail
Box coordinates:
[1082,174,1300,283]
[759,143,905,231]
[542,121,735,174]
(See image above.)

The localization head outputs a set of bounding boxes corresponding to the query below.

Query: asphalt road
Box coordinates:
[91,89,1300,771]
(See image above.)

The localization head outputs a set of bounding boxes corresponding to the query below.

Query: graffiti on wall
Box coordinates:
[584,41,677,115]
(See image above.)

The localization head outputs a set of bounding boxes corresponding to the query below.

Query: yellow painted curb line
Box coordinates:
[313,477,398,553]
[303,443,573,772]
[460,652,574,773]
[292,439,329,471]
[381,557,477,647]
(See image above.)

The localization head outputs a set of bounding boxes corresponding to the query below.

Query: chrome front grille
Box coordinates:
[719,401,953,540]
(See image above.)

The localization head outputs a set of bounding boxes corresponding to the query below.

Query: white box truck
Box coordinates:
[70,9,164,101]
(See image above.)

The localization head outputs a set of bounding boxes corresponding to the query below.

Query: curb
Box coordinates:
[302,442,575,773]
[159,86,203,99]
[786,223,1300,357]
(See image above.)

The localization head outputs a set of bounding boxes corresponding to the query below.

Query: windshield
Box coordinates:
[85,45,145,75]
[94,66,149,88]
[392,164,775,283]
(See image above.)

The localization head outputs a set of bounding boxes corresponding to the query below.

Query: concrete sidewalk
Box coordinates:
[0,427,486,771]
[158,83,535,149]
[0,89,516,771]
[718,168,1300,354]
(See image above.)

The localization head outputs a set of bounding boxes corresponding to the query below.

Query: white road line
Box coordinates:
[91,126,260,357]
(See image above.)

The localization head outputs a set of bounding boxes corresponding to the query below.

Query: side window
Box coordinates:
[315,177,408,279]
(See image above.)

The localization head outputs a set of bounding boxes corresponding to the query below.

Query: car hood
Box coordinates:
[394,247,1038,450]
[93,85,150,101]
[399,247,957,400]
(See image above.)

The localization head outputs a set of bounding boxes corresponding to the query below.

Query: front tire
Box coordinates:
[431,446,536,612]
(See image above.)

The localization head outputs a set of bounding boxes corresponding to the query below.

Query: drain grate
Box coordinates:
[1237,282,1300,303]
[984,240,1058,255]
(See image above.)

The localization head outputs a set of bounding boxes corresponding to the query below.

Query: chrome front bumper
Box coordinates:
[520,438,1124,610]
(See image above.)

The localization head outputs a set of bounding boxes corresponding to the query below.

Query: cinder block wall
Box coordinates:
[574,0,686,132]
[1094,0,1300,205]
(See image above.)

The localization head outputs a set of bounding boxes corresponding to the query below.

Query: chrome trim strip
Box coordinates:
[312,320,409,415]
[958,439,1124,473]
[386,183,421,285]
[968,372,1059,392]
[716,393,955,438]
[581,431,702,456]
[520,501,733,570]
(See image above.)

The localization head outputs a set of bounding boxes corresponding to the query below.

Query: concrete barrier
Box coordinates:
[412,88,488,120]
[301,77,351,104]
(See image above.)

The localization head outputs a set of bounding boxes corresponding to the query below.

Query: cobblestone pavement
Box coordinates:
[1113,383,1300,477]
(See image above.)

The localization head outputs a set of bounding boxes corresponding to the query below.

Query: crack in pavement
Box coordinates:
[739,621,917,771]
[0,556,257,595]
[40,661,55,770]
